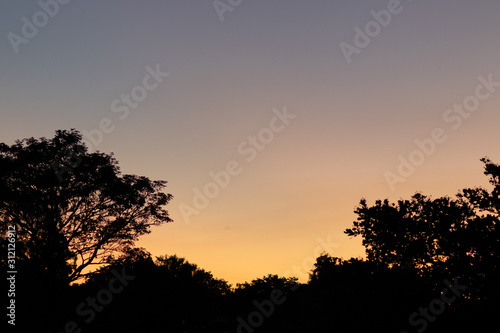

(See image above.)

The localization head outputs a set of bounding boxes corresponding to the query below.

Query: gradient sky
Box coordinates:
[2,0,500,285]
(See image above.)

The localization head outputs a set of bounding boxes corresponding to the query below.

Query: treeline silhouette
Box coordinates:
[1,130,499,332]
[7,249,498,332]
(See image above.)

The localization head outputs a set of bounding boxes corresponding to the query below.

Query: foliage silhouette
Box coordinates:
[0,129,173,285]
[72,252,232,333]
[0,130,172,331]
[345,158,500,297]
[2,129,499,332]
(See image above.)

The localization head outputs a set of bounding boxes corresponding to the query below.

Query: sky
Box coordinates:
[1,0,500,285]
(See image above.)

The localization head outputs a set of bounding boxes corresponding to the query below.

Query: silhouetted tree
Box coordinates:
[0,129,173,285]
[345,158,500,300]
[235,274,299,297]
[455,157,500,301]
[155,254,232,296]
[345,194,474,276]
[77,253,232,333]
[0,130,173,331]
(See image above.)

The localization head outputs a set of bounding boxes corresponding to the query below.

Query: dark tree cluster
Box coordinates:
[1,131,499,332]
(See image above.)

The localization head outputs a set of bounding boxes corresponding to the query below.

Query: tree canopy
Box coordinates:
[0,129,173,284]
[2,130,498,332]
[345,157,500,299]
